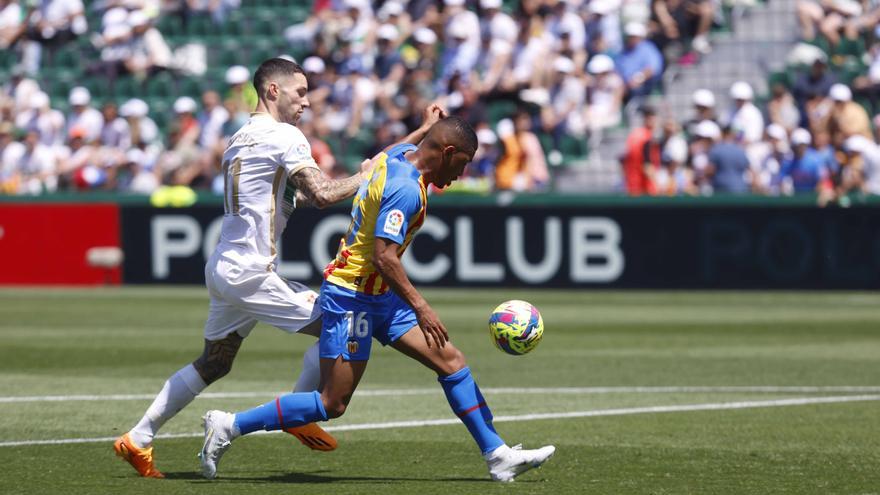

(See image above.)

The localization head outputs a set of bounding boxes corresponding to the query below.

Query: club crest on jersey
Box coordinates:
[383,209,405,236]
[347,340,359,354]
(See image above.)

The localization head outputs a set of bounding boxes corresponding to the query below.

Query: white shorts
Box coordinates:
[203,251,322,341]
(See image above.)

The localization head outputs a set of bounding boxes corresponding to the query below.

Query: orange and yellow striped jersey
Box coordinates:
[324,144,427,295]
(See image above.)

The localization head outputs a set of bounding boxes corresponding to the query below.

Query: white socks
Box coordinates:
[293,341,321,393]
[127,341,320,448]
[128,364,207,448]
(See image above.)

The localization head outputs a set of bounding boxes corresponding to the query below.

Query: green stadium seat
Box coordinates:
[560,135,588,159]
[185,14,216,38]
[178,77,206,97]
[487,101,518,124]
[144,72,176,98]
[213,39,246,67]
[247,14,283,39]
[767,71,792,89]
[156,15,184,38]
[223,13,245,37]
[111,76,141,99]
[248,39,283,66]
[0,47,16,68]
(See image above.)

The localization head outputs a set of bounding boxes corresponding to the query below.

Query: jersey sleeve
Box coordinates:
[374,178,422,245]
[279,125,319,176]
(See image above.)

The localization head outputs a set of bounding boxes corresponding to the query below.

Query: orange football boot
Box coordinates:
[113,433,165,478]
[284,423,337,451]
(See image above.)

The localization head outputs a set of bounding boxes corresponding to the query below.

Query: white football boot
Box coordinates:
[485,443,556,482]
[199,410,238,479]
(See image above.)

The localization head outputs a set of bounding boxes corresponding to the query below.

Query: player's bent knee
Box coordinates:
[192,357,233,384]
[438,346,467,376]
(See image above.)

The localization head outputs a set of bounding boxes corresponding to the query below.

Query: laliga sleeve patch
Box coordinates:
[383,209,405,236]
[293,142,311,161]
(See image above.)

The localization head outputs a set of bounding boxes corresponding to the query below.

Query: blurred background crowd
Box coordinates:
[0,0,878,200]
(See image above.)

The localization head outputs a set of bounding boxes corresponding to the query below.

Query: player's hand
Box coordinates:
[415,305,448,349]
[422,103,447,128]
[360,155,379,179]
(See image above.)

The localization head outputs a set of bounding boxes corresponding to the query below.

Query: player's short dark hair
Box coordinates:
[253,58,306,94]
[436,116,478,155]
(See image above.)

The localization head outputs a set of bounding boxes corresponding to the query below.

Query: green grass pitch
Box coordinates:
[1,288,879,494]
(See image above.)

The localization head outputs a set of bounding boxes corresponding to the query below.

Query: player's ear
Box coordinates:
[442,145,455,167]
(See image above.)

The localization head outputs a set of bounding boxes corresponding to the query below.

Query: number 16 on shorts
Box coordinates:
[345,311,370,355]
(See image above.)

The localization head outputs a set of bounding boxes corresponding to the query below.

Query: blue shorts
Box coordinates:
[318,281,418,361]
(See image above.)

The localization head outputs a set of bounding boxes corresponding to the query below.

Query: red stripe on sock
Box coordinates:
[275,397,285,429]
[457,402,487,418]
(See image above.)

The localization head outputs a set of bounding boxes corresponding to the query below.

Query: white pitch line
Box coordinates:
[1,394,878,448]
[2,386,880,403]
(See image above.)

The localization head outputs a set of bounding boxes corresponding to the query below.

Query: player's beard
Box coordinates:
[281,109,298,126]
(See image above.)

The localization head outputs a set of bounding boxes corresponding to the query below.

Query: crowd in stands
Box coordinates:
[619,0,880,202]
[0,0,877,201]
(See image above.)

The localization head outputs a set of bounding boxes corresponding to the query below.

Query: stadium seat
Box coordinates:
[185,14,216,39]
[767,71,792,89]
[248,39,283,66]
[144,72,176,98]
[487,100,518,124]
[156,16,184,38]
[247,13,283,40]
[111,76,142,99]
[178,77,206,97]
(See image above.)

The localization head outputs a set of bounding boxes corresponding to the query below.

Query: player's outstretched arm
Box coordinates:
[291,166,368,209]
[373,237,448,348]
[386,103,447,152]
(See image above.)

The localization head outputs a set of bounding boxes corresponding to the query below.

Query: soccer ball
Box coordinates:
[488,300,544,355]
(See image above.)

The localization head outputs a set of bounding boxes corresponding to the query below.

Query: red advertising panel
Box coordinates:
[0,203,122,285]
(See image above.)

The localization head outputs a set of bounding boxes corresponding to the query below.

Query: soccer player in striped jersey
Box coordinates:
[114,58,438,478]
[199,116,555,482]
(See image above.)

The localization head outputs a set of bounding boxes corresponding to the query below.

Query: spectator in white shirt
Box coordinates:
[726,81,764,145]
[184,0,241,25]
[443,0,481,50]
[119,98,160,150]
[23,0,87,71]
[197,90,229,151]
[17,129,58,194]
[547,0,587,55]
[0,0,23,50]
[3,66,41,115]
[66,87,104,144]
[844,135,880,195]
[510,18,552,89]
[0,121,25,193]
[541,57,586,155]
[89,22,132,91]
[480,0,518,44]
[724,81,766,172]
[100,101,131,150]
[584,0,623,56]
[124,10,172,79]
[15,91,65,147]
[585,54,624,131]
[438,20,480,91]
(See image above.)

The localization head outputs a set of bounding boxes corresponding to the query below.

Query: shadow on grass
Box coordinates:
[162,470,501,484]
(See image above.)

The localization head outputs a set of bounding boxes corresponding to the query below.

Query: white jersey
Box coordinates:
[215,112,318,271]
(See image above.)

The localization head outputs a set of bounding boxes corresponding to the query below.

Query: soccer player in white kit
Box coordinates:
[114,58,375,478]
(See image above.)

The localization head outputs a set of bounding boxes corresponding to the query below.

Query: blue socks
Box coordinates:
[232,367,504,456]
[438,366,505,454]
[233,391,328,435]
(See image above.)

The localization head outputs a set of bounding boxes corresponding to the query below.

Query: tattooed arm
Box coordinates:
[293,104,447,208]
[291,167,366,209]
